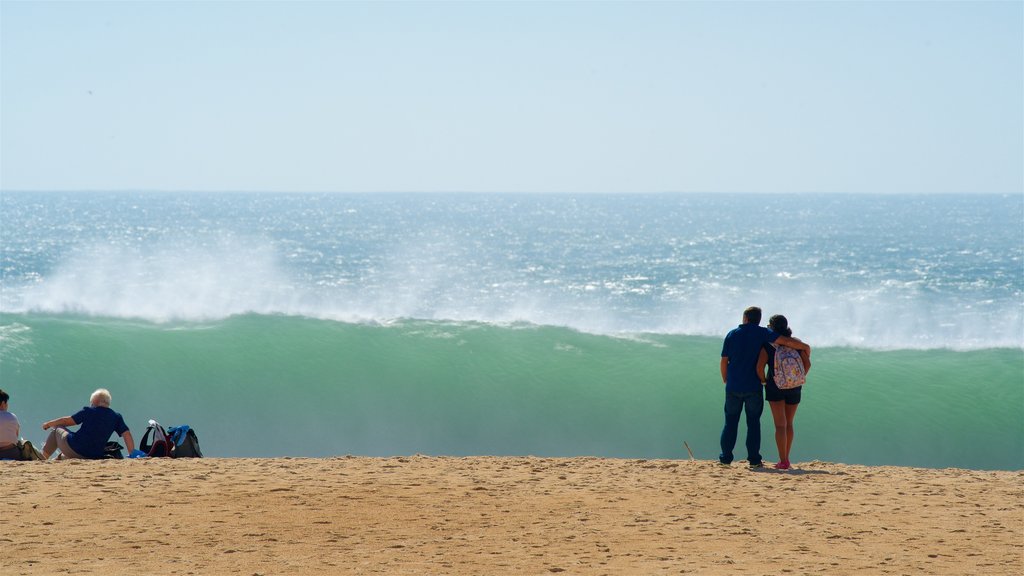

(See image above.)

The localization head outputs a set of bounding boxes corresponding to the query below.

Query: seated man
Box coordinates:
[0,389,21,460]
[41,388,135,460]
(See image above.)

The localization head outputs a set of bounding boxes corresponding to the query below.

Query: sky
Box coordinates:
[1,0,1021,194]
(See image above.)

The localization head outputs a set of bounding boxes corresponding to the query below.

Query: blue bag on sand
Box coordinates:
[128,449,146,459]
[167,425,203,458]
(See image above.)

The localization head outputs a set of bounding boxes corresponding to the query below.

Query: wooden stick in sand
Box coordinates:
[683,441,696,461]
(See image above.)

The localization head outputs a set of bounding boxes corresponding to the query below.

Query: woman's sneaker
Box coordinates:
[774,460,790,470]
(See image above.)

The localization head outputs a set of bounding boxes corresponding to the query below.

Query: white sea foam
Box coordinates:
[4,237,1021,351]
[11,238,299,322]
[2,193,1021,351]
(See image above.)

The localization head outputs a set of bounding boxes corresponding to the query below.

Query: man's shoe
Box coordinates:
[748,461,764,468]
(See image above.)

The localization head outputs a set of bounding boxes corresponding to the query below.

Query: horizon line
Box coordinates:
[2,189,1020,196]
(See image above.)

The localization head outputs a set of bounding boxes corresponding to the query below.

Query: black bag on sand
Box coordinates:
[104,441,124,459]
[168,426,203,458]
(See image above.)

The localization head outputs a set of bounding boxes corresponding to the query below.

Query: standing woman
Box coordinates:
[757,315,811,470]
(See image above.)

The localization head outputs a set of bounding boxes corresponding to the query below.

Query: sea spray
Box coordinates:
[2,192,1021,350]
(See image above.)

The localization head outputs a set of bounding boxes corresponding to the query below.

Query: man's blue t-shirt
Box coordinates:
[67,406,129,459]
[721,324,780,394]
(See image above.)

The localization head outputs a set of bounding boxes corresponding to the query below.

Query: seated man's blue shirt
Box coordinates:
[67,406,129,459]
[721,324,779,394]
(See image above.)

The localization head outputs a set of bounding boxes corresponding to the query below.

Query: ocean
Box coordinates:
[1,192,1021,469]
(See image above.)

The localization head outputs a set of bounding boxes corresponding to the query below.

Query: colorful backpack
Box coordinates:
[139,420,173,457]
[773,345,806,390]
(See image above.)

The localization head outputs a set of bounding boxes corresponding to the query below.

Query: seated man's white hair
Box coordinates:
[90,388,112,407]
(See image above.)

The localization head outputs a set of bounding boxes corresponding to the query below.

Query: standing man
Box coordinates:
[720,306,810,467]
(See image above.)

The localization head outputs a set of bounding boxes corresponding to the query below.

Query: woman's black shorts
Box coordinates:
[765,383,802,404]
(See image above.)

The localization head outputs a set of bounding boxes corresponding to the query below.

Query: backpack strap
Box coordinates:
[140,426,153,451]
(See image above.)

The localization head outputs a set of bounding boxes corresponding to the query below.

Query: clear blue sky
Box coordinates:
[1,0,1021,194]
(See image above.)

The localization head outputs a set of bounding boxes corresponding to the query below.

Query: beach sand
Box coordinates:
[1,456,1021,575]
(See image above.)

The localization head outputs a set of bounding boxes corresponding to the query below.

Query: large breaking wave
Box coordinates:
[3,237,1021,351]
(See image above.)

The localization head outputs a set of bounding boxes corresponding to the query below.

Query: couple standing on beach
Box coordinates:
[720,306,811,469]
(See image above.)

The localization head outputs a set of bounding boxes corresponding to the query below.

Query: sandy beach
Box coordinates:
[1,456,1021,575]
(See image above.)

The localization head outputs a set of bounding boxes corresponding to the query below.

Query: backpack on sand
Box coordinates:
[140,420,173,457]
[773,345,807,390]
[167,425,203,458]
[18,440,44,461]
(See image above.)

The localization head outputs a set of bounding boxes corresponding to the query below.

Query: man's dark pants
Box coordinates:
[719,390,763,465]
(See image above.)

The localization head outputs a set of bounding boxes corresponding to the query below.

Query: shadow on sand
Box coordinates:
[750,467,838,476]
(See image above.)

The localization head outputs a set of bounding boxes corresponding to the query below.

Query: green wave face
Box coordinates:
[2,313,1021,469]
